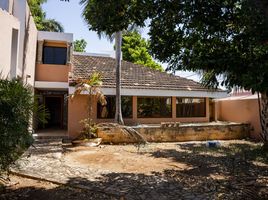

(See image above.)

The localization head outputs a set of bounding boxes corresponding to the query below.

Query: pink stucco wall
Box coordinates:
[217,98,261,139]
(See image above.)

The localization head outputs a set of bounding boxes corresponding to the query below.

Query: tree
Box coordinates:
[71,72,106,139]
[74,39,87,52]
[122,31,163,71]
[28,0,64,32]
[77,0,268,146]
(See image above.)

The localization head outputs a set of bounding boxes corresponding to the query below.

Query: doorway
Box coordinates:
[44,96,63,129]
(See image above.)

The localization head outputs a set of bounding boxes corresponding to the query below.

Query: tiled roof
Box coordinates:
[71,54,215,92]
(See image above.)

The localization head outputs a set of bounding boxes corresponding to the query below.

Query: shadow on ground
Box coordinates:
[2,143,268,200]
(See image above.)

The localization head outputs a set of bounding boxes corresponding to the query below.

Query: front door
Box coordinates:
[44,96,63,129]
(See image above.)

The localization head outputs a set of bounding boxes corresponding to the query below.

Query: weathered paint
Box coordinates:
[97,123,250,143]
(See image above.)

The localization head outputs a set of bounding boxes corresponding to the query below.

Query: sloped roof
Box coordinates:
[71,54,217,92]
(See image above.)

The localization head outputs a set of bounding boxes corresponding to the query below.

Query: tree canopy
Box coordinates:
[79,0,268,93]
[74,39,87,52]
[28,0,64,32]
[80,0,268,142]
[122,31,163,71]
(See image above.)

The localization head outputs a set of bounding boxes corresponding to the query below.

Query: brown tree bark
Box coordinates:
[260,92,268,149]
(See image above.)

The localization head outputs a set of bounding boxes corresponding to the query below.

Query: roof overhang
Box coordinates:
[69,87,227,98]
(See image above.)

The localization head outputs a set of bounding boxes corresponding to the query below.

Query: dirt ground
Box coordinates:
[0,175,113,200]
[1,140,268,200]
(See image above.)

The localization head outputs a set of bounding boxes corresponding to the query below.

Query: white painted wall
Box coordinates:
[22,4,38,86]
[0,8,20,78]
[13,0,26,77]
[0,0,37,86]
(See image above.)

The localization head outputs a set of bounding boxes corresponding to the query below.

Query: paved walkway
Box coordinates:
[11,140,268,200]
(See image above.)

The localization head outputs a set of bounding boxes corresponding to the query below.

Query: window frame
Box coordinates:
[97,96,133,119]
[137,96,172,118]
[42,46,67,65]
[176,97,206,118]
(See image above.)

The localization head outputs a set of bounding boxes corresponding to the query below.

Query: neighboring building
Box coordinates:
[0,0,228,139]
[0,0,37,86]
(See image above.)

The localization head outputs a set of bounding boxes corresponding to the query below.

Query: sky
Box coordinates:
[42,0,200,81]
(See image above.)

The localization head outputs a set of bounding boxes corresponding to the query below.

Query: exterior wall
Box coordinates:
[0,8,20,78]
[98,123,250,143]
[0,0,37,86]
[35,64,70,82]
[68,95,210,139]
[22,4,37,86]
[217,98,261,139]
[13,0,26,76]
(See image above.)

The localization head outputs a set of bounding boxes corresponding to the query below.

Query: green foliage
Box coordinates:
[0,79,32,172]
[74,39,87,52]
[71,72,106,139]
[80,0,268,93]
[80,0,150,36]
[122,31,163,71]
[148,0,268,93]
[78,118,98,139]
[28,0,64,32]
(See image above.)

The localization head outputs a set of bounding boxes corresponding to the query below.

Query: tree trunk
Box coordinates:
[260,92,268,148]
[115,31,124,125]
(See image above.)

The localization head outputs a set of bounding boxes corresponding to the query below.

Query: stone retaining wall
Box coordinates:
[97,122,250,144]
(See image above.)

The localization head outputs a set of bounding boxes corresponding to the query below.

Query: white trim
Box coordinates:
[35,81,68,89]
[38,31,73,43]
[73,51,112,58]
[69,87,227,98]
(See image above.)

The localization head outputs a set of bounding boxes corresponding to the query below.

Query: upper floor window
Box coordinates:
[43,46,67,65]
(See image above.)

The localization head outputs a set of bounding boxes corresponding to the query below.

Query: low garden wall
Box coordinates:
[97,122,250,144]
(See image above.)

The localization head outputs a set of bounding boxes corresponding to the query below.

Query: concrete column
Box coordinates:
[206,97,210,122]
[172,96,177,119]
[67,42,72,65]
[132,96,137,121]
[36,40,43,64]
[214,100,219,121]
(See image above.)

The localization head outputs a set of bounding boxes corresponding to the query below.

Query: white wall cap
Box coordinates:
[73,51,113,58]
[38,31,73,43]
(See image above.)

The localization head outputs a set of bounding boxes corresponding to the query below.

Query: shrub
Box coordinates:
[0,79,42,173]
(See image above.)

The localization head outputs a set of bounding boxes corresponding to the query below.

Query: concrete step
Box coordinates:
[32,134,69,141]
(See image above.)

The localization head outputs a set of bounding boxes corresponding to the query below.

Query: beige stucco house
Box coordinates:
[1,0,229,140]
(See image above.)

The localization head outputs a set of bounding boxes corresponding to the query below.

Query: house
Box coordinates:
[0,0,228,140]
[0,0,37,86]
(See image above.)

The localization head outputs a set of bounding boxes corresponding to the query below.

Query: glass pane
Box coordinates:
[97,96,132,119]
[176,98,206,117]
[137,97,172,118]
[43,46,67,65]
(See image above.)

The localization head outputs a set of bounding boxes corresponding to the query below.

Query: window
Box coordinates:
[137,97,172,118]
[97,96,132,119]
[43,46,67,65]
[176,98,206,118]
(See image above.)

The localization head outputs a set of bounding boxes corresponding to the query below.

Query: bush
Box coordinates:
[0,79,36,173]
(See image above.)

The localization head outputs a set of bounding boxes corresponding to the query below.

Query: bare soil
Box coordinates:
[0,175,113,200]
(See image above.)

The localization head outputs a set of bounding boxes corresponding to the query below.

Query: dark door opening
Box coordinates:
[44,96,63,129]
